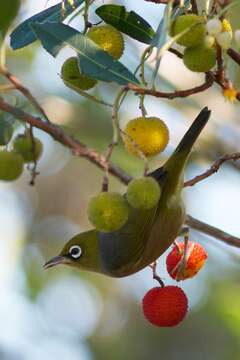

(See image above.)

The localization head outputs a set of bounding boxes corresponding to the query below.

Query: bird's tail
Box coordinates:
[152,107,211,187]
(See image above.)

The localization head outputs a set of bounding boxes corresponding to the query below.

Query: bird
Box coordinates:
[44,107,211,278]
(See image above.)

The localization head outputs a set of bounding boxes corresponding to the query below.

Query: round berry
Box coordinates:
[127,177,161,210]
[13,134,43,163]
[183,44,216,72]
[171,14,206,48]
[87,25,124,60]
[87,192,129,232]
[166,241,208,280]
[61,57,97,91]
[0,150,24,181]
[123,117,169,157]
[142,286,188,327]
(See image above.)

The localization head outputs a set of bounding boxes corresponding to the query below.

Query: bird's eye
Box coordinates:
[69,245,82,259]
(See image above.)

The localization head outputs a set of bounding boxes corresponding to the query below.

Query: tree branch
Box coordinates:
[186,215,240,248]
[126,73,214,99]
[0,97,239,249]
[184,152,240,187]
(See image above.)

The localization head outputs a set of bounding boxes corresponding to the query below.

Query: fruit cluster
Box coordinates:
[0,131,43,182]
[61,25,124,92]
[171,13,238,73]
[142,240,208,327]
[87,176,161,232]
[87,112,169,232]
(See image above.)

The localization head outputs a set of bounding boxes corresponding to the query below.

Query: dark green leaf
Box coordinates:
[31,22,140,86]
[0,0,20,38]
[10,0,84,50]
[96,5,155,45]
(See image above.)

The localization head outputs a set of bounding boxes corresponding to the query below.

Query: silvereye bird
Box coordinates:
[44,107,211,277]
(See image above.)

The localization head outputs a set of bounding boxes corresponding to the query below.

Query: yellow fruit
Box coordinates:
[87,25,124,60]
[61,57,97,91]
[123,117,169,157]
[127,177,161,210]
[13,134,43,163]
[183,44,216,72]
[87,192,129,232]
[0,150,23,181]
[171,14,206,48]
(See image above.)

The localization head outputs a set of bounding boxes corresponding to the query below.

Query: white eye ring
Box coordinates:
[69,245,82,259]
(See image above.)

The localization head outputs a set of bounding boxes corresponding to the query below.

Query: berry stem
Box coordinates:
[149,262,165,287]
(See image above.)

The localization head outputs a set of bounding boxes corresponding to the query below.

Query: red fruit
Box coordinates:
[166,241,208,281]
[142,286,188,327]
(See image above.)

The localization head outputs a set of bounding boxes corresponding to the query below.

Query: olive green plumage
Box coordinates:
[44,108,211,277]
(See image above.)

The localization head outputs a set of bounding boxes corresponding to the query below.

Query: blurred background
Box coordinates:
[0,0,240,359]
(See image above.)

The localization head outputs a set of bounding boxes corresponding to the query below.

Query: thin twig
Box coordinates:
[186,215,240,248]
[0,69,51,123]
[126,73,214,99]
[184,152,240,187]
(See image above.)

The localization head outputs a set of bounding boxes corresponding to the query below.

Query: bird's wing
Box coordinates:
[98,203,157,276]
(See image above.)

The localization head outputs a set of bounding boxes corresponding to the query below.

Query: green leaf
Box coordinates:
[10,0,84,50]
[96,5,155,45]
[31,22,140,86]
[0,0,20,39]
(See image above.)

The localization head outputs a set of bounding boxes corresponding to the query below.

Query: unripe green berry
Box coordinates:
[0,119,13,145]
[0,150,23,181]
[61,57,97,91]
[13,134,43,163]
[127,177,161,210]
[183,44,216,72]
[88,192,129,232]
[171,14,206,48]
[204,35,215,48]
[87,25,124,60]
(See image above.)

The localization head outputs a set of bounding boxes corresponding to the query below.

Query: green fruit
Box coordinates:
[0,118,13,145]
[0,150,23,181]
[127,177,161,210]
[61,57,97,91]
[88,192,129,232]
[183,44,216,72]
[0,0,20,36]
[13,134,43,163]
[87,25,124,60]
[171,14,206,48]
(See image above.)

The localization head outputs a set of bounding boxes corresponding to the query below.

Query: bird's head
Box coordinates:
[43,230,100,272]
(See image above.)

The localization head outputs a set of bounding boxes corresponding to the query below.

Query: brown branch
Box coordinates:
[184,152,240,187]
[0,97,132,185]
[0,97,239,249]
[186,215,240,248]
[0,69,50,123]
[127,73,214,99]
[190,0,198,14]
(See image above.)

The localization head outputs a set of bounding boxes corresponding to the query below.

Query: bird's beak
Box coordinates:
[43,255,70,270]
